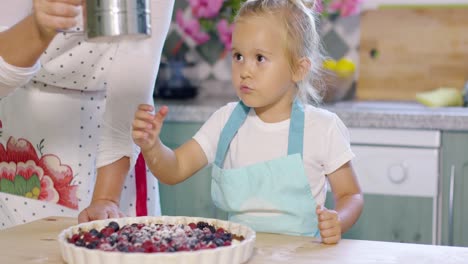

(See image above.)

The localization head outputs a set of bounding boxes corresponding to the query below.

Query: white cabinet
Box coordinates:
[327,128,441,244]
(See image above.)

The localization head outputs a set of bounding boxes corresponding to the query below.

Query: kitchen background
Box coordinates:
[154,0,468,248]
[155,0,361,101]
[156,0,468,105]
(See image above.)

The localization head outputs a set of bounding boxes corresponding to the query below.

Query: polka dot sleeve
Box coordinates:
[0,56,40,97]
[96,0,174,169]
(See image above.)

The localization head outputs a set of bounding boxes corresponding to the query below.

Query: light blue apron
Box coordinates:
[211,100,320,237]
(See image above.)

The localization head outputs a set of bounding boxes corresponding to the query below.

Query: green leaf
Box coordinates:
[200,19,216,32]
[0,175,41,197]
[25,174,41,193]
[0,178,17,195]
[13,176,28,196]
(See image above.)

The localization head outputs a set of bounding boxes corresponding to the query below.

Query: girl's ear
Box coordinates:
[292,57,311,83]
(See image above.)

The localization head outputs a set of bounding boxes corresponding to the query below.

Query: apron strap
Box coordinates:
[214,99,305,167]
[287,99,305,157]
[214,102,250,167]
[135,152,148,216]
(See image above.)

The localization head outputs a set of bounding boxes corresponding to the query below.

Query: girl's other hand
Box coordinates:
[132,104,168,152]
[33,0,83,40]
[77,199,125,223]
[316,205,342,244]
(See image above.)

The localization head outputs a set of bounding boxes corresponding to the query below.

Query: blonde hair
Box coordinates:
[236,0,324,105]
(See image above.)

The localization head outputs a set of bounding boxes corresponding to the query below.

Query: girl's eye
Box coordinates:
[233,53,243,61]
[256,55,265,62]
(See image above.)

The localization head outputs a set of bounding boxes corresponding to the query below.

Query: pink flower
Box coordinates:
[0,137,78,209]
[176,10,210,45]
[328,0,362,17]
[216,19,234,51]
[188,0,224,19]
[314,0,324,13]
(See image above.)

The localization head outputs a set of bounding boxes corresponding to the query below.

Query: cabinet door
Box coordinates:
[158,122,228,220]
[334,144,438,244]
[440,132,468,246]
[325,193,433,244]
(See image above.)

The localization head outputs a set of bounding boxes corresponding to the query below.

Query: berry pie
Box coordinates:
[58,216,256,264]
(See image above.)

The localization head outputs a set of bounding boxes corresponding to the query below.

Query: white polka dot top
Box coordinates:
[0,0,174,229]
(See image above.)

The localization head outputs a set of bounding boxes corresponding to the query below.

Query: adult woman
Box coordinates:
[0,0,174,228]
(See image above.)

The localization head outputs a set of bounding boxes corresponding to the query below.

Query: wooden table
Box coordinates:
[1,217,468,263]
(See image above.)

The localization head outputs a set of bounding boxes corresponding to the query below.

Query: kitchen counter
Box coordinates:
[154,80,468,131]
[2,217,468,264]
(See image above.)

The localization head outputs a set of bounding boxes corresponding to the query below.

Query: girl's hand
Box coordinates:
[78,199,125,223]
[132,104,168,152]
[33,0,83,39]
[316,205,342,244]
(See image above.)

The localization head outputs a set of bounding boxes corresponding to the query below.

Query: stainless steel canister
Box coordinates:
[85,0,151,41]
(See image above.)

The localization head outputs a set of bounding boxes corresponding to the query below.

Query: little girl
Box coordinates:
[132,0,363,244]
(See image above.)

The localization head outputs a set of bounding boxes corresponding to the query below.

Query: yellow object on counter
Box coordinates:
[323,59,337,71]
[335,58,356,78]
[416,87,463,107]
[322,57,356,78]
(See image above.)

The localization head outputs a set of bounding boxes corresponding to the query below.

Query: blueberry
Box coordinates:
[196,221,208,230]
[202,234,215,242]
[108,221,120,232]
[86,241,99,249]
[214,238,224,247]
[89,228,99,236]
[116,244,129,252]
[208,225,216,234]
[168,247,176,252]
[222,233,232,241]
[74,239,85,247]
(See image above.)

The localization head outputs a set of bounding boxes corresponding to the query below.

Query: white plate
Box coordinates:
[57,216,256,264]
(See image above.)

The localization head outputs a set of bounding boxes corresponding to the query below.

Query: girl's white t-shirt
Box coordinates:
[193,102,355,206]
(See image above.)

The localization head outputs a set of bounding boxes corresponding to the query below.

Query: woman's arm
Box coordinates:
[0,0,82,67]
[78,157,127,222]
[78,0,175,222]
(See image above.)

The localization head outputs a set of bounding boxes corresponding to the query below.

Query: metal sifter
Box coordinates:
[85,0,152,41]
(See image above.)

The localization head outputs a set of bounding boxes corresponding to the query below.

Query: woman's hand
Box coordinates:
[316,205,342,244]
[32,0,83,40]
[78,199,126,223]
[132,104,168,152]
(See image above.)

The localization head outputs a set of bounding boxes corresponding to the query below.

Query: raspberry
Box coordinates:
[177,245,190,251]
[83,232,99,243]
[100,227,115,237]
[142,240,158,253]
[68,233,81,243]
